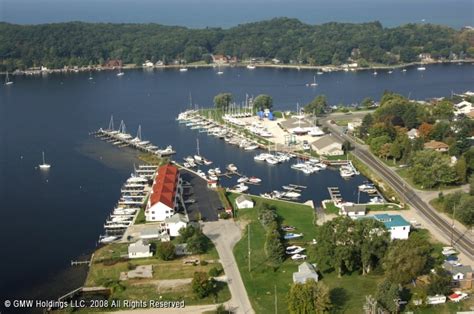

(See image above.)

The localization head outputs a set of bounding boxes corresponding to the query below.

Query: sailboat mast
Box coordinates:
[42,151,45,164]
[196,138,200,156]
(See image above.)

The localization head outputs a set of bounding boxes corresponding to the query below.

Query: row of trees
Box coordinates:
[436,189,474,226]
[1,18,473,71]
[213,93,273,111]
[258,203,285,268]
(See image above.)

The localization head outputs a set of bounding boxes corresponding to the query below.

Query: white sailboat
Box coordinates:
[5,71,13,85]
[306,76,317,87]
[39,151,51,169]
[116,68,125,76]
[194,138,203,162]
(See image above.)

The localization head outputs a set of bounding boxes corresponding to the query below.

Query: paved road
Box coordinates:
[202,220,254,314]
[181,170,220,222]
[321,117,474,260]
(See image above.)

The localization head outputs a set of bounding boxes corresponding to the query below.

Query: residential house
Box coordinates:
[340,203,366,218]
[443,262,473,289]
[128,240,153,259]
[311,135,344,156]
[212,54,228,64]
[419,53,433,62]
[293,262,319,284]
[454,100,473,116]
[164,213,189,237]
[373,214,411,240]
[424,140,449,152]
[407,128,419,140]
[105,59,123,68]
[235,195,254,209]
[145,164,183,222]
[142,60,154,68]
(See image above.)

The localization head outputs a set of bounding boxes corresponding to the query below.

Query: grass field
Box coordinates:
[231,195,388,313]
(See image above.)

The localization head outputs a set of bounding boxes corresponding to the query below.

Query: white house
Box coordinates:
[311,135,343,156]
[235,195,254,209]
[145,164,183,222]
[340,203,366,218]
[293,262,319,284]
[165,213,189,237]
[454,100,473,116]
[443,262,473,281]
[373,214,411,240]
[142,60,154,68]
[128,240,153,259]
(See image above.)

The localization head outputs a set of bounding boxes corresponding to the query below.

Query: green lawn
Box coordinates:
[323,201,340,214]
[231,196,388,313]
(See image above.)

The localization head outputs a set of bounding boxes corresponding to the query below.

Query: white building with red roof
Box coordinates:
[145,164,183,222]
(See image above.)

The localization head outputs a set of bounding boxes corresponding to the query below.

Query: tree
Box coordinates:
[383,233,431,284]
[418,122,433,139]
[361,97,375,108]
[178,225,196,243]
[456,195,474,227]
[358,113,374,139]
[375,279,401,313]
[354,219,390,275]
[455,156,467,183]
[304,95,328,115]
[187,230,210,254]
[287,280,332,314]
[265,229,285,267]
[389,140,402,162]
[369,135,391,156]
[427,269,452,295]
[410,150,458,188]
[253,94,273,110]
[213,93,233,111]
[470,174,474,195]
[156,241,175,261]
[192,271,216,298]
[342,140,352,153]
[432,100,454,120]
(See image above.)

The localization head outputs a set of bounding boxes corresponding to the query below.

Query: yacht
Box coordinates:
[39,151,51,169]
[244,144,259,151]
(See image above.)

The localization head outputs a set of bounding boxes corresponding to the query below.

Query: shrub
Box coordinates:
[157,242,176,261]
[209,267,222,277]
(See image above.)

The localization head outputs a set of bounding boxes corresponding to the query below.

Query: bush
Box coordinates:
[192,271,216,299]
[157,242,176,261]
[209,267,222,277]
[187,230,210,254]
[201,260,208,266]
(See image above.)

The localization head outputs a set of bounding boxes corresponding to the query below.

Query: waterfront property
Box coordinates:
[128,240,153,259]
[311,135,344,156]
[292,262,319,284]
[371,214,411,240]
[235,194,254,209]
[145,164,184,222]
[340,203,367,218]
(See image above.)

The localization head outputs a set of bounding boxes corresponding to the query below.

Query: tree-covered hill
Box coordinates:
[0,18,472,70]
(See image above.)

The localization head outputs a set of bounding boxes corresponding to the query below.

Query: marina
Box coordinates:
[2,64,473,301]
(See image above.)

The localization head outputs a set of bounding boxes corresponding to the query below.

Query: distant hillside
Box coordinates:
[0,18,473,70]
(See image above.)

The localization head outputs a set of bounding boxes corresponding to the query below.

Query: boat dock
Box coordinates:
[91,117,176,157]
[327,187,342,202]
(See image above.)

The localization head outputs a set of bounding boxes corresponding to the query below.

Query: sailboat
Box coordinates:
[39,151,51,169]
[88,71,93,80]
[116,68,124,76]
[4,71,13,85]
[306,76,318,87]
[194,138,203,162]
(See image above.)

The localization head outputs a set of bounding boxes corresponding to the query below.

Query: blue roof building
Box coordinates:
[371,214,411,240]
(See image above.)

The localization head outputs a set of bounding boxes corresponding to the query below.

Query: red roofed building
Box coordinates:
[145,164,183,222]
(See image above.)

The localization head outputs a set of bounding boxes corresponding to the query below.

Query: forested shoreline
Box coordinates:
[1,18,473,71]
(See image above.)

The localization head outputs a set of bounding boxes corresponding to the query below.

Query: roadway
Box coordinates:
[320,115,473,261]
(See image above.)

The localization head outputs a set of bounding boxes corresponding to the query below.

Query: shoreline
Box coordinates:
[3,59,473,76]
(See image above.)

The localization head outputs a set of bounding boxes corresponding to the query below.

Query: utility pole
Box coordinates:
[274,284,278,314]
[248,224,251,272]
[451,204,456,246]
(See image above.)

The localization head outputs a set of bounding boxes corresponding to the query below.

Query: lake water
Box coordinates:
[0,63,473,300]
[1,0,473,28]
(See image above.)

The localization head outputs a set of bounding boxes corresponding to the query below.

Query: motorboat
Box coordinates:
[417,66,426,71]
[284,233,303,240]
[179,67,188,72]
[99,236,118,243]
[291,254,307,261]
[248,177,262,184]
[246,64,256,70]
[227,163,238,172]
[237,176,249,183]
[233,183,248,193]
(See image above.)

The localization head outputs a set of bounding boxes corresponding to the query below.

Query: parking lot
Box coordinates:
[181,170,221,222]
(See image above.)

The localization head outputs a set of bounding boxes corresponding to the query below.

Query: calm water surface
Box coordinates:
[0,64,473,299]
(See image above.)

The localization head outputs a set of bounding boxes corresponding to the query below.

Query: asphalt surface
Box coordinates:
[321,116,474,260]
[202,220,255,314]
[181,170,220,222]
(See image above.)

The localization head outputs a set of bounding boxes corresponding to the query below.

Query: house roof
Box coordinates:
[311,135,341,150]
[293,262,319,283]
[150,164,179,208]
[342,203,366,212]
[373,214,410,228]
[165,213,189,224]
[443,262,473,275]
[424,140,449,150]
[140,226,161,237]
[279,117,313,130]
[128,240,150,254]
[236,195,252,204]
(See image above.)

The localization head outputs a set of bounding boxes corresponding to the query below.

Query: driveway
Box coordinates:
[181,171,220,222]
[202,220,254,314]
